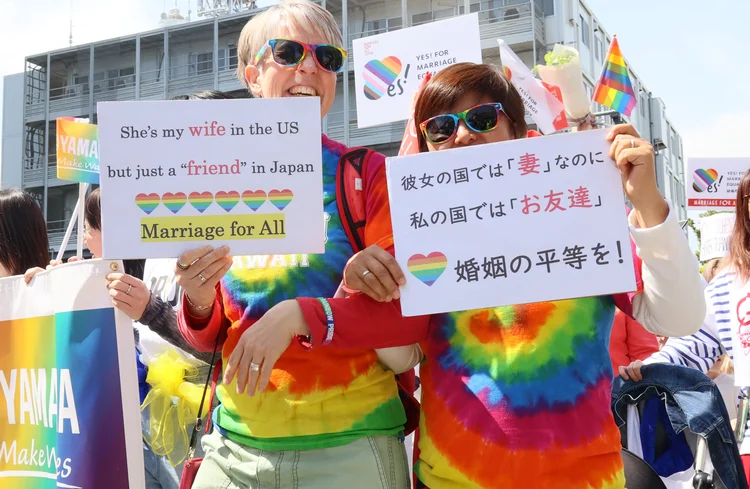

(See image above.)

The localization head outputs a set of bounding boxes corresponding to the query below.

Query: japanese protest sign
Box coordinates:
[0,260,144,489]
[56,118,100,184]
[687,157,750,210]
[386,129,637,316]
[97,98,325,259]
[352,14,482,128]
[699,213,735,262]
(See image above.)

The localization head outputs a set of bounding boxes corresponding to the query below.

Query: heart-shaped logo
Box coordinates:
[189,191,214,213]
[268,189,293,211]
[135,193,161,215]
[161,192,187,214]
[692,168,719,193]
[363,56,402,101]
[242,190,267,211]
[407,252,448,287]
[215,190,240,212]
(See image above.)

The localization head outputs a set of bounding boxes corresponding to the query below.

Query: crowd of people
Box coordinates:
[0,1,747,488]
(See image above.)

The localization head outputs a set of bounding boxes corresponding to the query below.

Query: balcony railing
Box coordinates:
[47,219,78,251]
[325,109,407,147]
[22,157,71,188]
[346,1,545,58]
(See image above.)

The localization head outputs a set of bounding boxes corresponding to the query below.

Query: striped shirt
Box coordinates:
[646,270,748,448]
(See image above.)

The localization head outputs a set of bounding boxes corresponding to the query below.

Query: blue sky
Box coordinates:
[585,0,748,159]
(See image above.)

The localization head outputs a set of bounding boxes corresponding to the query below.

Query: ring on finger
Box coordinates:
[198,273,207,283]
[126,284,132,295]
[176,259,190,270]
[362,270,372,279]
[630,138,636,149]
[250,362,261,372]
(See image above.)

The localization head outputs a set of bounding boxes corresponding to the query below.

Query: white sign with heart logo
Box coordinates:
[352,13,482,129]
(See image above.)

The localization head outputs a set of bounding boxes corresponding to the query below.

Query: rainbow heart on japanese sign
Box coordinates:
[189,191,214,213]
[363,56,402,101]
[135,193,161,214]
[242,190,267,211]
[268,189,293,211]
[215,190,240,212]
[407,252,448,287]
[692,168,719,192]
[161,192,187,214]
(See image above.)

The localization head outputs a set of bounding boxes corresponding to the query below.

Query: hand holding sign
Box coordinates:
[98,97,325,259]
[174,245,233,316]
[606,124,668,228]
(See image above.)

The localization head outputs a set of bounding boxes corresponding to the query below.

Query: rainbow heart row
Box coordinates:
[135,190,293,215]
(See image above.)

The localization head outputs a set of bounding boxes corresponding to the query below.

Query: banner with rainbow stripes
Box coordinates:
[593,36,636,117]
[56,118,100,184]
[0,260,144,488]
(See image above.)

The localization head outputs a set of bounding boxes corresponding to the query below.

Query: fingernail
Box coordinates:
[399,278,407,286]
[220,245,230,253]
[393,291,400,300]
[386,295,392,302]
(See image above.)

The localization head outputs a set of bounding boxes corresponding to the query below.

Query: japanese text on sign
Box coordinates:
[386,129,637,316]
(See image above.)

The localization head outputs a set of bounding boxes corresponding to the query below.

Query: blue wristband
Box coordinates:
[316,298,335,345]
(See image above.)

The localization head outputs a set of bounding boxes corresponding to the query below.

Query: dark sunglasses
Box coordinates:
[420,103,508,145]
[253,39,347,74]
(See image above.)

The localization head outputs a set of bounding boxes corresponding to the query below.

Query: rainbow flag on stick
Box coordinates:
[593,36,636,117]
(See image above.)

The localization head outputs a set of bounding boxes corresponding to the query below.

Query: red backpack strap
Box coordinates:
[336,146,421,436]
[336,146,375,253]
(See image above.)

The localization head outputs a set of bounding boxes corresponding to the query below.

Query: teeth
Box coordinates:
[289,86,317,96]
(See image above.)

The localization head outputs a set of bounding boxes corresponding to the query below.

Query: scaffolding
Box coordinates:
[196,0,257,17]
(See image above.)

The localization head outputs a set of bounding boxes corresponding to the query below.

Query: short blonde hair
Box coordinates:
[236,0,344,88]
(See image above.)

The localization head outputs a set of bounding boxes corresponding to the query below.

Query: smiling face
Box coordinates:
[244,23,338,119]
[424,92,516,153]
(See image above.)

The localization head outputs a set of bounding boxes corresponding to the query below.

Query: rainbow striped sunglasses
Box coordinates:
[420,103,508,145]
[253,39,347,73]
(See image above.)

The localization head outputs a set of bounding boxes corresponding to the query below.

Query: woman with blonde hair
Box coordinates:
[175,2,411,488]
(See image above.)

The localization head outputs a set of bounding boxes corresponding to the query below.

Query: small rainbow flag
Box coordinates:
[593,36,636,117]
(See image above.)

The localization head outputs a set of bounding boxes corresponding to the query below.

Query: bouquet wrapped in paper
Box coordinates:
[536,44,592,122]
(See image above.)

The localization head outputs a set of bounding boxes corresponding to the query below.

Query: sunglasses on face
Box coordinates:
[253,39,347,74]
[420,103,508,145]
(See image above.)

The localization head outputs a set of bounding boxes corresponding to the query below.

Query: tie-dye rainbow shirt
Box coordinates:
[416,297,625,489]
[214,136,405,450]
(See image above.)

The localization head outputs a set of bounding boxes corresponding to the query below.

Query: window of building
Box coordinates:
[412,8,454,25]
[541,0,554,16]
[595,37,602,61]
[364,16,402,35]
[189,52,213,75]
[638,93,645,117]
[218,46,239,72]
[579,15,590,48]
[107,67,135,90]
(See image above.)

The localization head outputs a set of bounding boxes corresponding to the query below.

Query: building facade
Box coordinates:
[5,0,686,256]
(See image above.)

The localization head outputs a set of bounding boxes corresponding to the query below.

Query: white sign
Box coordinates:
[352,14,482,128]
[0,260,144,489]
[387,129,636,316]
[686,157,750,210]
[97,98,325,259]
[699,213,735,262]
